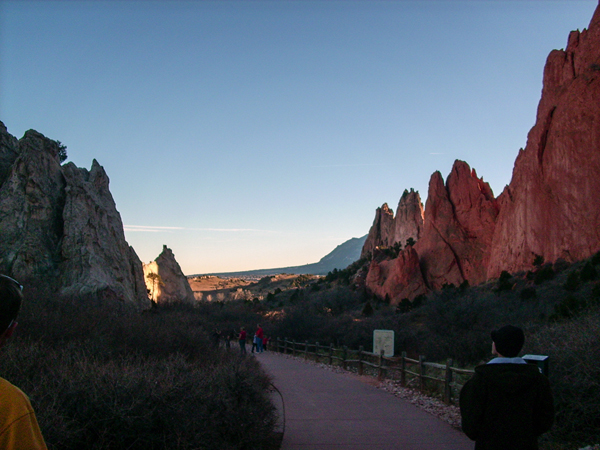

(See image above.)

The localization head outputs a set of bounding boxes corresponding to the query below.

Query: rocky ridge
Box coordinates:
[362,3,600,304]
[0,123,150,308]
[361,189,423,259]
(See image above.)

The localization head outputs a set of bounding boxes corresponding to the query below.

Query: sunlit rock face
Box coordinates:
[363,2,600,299]
[364,160,498,297]
[361,203,395,258]
[361,190,424,260]
[393,189,424,248]
[488,4,600,278]
[143,245,194,304]
[0,122,150,308]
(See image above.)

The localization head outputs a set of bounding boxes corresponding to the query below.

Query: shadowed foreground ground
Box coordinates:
[258,351,473,450]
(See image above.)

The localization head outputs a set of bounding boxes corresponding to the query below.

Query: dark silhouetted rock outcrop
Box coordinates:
[0,122,150,308]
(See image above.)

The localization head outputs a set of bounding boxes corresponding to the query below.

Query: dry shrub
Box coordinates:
[527,308,600,447]
[0,288,277,450]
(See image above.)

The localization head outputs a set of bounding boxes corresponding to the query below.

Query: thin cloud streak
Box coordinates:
[124,225,276,233]
[312,163,387,168]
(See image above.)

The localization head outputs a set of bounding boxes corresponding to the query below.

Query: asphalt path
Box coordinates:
[257,351,473,450]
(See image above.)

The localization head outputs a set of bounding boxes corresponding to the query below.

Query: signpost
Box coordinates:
[373,330,394,357]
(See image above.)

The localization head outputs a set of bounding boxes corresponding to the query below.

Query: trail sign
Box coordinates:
[373,330,394,357]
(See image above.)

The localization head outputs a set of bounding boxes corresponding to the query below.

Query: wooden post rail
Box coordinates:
[358,346,364,376]
[444,359,453,405]
[271,338,474,404]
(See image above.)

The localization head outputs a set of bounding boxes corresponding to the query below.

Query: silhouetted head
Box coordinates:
[491,325,524,357]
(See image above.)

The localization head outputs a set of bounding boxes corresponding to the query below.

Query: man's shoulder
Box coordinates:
[473,362,551,393]
[0,377,35,422]
[0,377,30,402]
[475,361,540,376]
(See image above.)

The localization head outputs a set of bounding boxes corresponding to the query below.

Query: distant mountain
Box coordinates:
[195,235,367,278]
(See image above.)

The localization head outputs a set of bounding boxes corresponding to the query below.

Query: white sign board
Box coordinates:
[373,330,394,357]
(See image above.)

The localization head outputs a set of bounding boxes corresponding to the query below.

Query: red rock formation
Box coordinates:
[488,3,600,278]
[361,203,395,258]
[365,247,427,304]
[393,189,424,247]
[364,3,600,300]
[414,161,498,290]
[361,191,424,259]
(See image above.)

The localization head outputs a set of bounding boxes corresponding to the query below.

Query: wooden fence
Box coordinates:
[273,337,474,405]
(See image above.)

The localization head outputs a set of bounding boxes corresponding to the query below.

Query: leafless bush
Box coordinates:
[527,308,600,446]
[0,287,277,450]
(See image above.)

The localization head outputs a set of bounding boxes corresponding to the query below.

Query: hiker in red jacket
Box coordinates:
[255,324,264,353]
[238,327,247,356]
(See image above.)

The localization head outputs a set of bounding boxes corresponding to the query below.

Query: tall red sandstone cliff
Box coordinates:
[488,4,600,278]
[362,2,600,300]
[361,189,424,259]
[393,189,424,248]
[414,161,498,291]
[361,203,395,258]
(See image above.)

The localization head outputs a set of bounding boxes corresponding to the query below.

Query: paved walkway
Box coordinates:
[258,351,473,450]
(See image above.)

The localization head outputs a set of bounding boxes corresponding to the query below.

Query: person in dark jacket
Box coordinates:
[459,325,554,450]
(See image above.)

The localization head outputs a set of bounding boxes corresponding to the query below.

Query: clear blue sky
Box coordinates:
[1,0,597,274]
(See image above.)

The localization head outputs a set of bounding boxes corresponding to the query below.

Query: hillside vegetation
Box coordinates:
[0,288,279,450]
[4,252,598,449]
[191,252,600,449]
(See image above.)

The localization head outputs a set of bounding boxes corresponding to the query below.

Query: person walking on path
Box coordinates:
[238,327,247,356]
[211,328,221,349]
[251,334,259,353]
[0,274,47,449]
[224,329,235,350]
[256,324,264,353]
[460,325,554,450]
